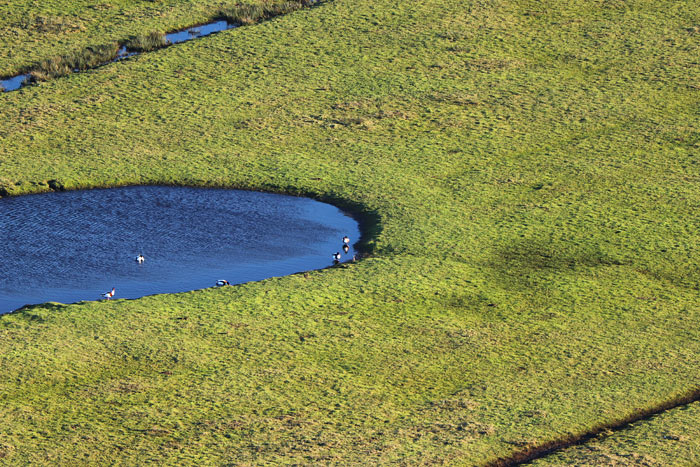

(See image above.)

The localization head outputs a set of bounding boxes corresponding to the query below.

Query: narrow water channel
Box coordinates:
[1,19,237,92]
[0,186,360,313]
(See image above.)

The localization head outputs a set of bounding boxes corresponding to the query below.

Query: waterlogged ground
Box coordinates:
[0,186,359,313]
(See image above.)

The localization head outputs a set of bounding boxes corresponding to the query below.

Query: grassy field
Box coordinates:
[533,401,700,465]
[0,0,699,464]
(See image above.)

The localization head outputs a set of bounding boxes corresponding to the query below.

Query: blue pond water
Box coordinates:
[0,74,29,92]
[0,186,360,313]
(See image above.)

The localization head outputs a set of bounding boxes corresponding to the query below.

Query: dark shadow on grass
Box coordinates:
[9,302,68,322]
[489,237,626,289]
[483,239,700,465]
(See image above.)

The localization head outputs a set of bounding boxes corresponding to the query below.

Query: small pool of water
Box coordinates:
[1,74,30,92]
[0,186,360,313]
[165,20,234,45]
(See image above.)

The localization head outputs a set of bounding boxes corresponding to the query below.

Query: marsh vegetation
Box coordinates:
[2,0,321,89]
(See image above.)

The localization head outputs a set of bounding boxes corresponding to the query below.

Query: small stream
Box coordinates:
[1,19,237,92]
[0,186,360,313]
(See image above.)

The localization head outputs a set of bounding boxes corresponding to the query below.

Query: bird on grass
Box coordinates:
[216,279,230,287]
[102,288,115,300]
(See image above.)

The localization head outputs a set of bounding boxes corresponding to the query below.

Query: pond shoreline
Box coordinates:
[0,184,368,314]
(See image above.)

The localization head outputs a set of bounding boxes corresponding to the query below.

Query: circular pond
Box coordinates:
[0,186,360,314]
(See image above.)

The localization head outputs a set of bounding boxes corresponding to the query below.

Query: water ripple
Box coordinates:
[0,186,360,313]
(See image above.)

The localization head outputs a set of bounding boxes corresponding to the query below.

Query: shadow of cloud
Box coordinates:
[489,237,626,290]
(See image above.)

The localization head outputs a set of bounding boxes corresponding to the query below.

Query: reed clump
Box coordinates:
[219,0,316,25]
[219,4,265,25]
[124,32,168,52]
[29,43,120,82]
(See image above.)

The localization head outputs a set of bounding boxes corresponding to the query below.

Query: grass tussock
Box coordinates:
[124,32,167,52]
[219,0,315,25]
[29,43,120,81]
[221,4,264,25]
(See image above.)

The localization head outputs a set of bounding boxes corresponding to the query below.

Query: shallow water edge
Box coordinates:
[0,184,371,314]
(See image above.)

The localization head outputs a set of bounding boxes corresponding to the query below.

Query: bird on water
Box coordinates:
[102,288,115,300]
[333,252,341,263]
[216,279,230,287]
[343,236,350,245]
[135,254,145,263]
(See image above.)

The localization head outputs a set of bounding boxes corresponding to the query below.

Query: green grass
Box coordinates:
[9,0,318,87]
[532,402,700,465]
[0,0,314,78]
[0,0,699,464]
[219,1,313,26]
[29,42,121,81]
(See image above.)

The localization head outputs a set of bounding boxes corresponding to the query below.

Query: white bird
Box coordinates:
[135,254,145,263]
[102,288,115,300]
[216,279,230,287]
[332,252,341,262]
[343,236,350,245]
